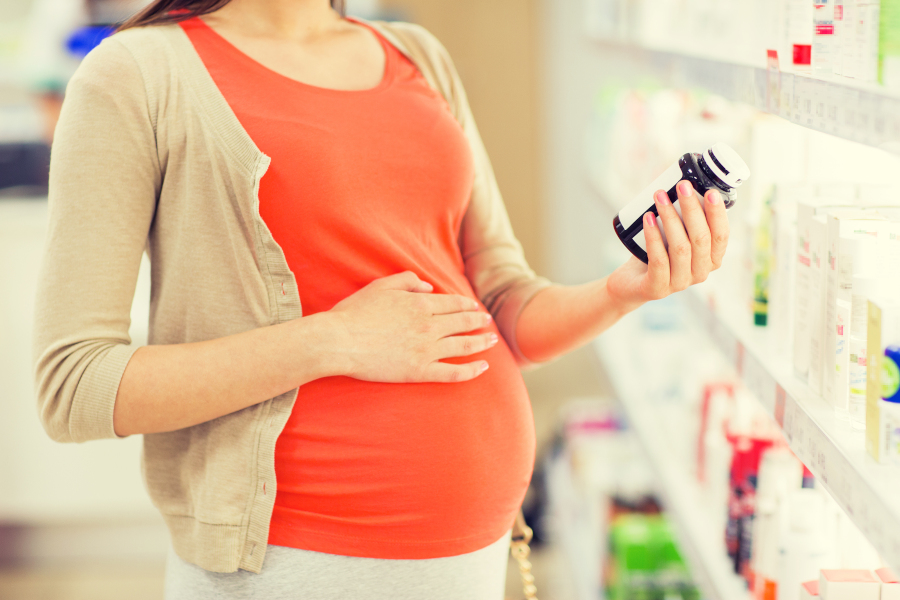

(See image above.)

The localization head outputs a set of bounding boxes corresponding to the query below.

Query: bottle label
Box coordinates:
[617,162,683,232]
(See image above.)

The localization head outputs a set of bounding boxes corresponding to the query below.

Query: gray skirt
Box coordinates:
[164,530,512,600]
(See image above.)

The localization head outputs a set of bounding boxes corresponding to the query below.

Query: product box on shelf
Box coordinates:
[795,203,855,383]
[865,296,900,462]
[834,0,880,82]
[607,514,700,600]
[769,188,801,359]
[877,567,900,600]
[822,212,885,416]
[808,215,830,395]
[800,579,820,599]
[818,569,880,600]
[880,0,900,90]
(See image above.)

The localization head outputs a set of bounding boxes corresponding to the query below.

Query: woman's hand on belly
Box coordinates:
[321,271,497,383]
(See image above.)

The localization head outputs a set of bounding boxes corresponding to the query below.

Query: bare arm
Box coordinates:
[515,278,636,364]
[516,182,730,364]
[113,314,334,436]
[113,272,495,436]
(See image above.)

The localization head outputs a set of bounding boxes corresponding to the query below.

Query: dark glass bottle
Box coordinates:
[613,143,749,263]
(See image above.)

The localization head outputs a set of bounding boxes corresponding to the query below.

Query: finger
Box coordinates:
[676,180,713,283]
[656,187,692,291]
[368,271,433,293]
[421,360,489,383]
[424,294,481,315]
[642,211,669,298]
[434,310,492,337]
[435,333,499,359]
[703,189,730,269]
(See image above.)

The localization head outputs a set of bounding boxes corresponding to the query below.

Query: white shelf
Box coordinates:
[684,286,900,573]
[591,41,900,153]
[593,315,751,600]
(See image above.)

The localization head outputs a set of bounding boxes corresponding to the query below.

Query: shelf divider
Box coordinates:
[590,40,900,153]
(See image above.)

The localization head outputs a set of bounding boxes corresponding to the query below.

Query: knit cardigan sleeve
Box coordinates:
[32,38,160,443]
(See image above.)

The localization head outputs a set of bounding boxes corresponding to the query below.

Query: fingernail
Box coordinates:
[481,362,490,372]
[490,333,499,344]
[485,313,492,322]
[678,181,692,197]
[422,282,433,291]
[644,212,656,228]
[654,190,669,206]
[707,190,720,205]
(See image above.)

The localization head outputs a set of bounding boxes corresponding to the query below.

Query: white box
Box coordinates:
[818,569,880,600]
[876,567,900,600]
[771,193,798,359]
[809,215,829,395]
[794,202,853,379]
[822,212,883,410]
[800,579,820,598]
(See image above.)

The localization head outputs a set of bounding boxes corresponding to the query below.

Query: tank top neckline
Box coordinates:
[186,15,397,96]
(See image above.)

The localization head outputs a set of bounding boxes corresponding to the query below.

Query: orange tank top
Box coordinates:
[181,17,535,559]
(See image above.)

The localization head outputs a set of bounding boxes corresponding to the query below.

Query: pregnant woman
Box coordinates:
[32,0,730,598]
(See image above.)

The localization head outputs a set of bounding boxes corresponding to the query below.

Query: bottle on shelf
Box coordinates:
[849,237,878,430]
[776,489,837,600]
[865,297,900,462]
[749,446,804,600]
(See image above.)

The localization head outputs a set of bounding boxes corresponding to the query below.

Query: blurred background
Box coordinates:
[5,0,900,598]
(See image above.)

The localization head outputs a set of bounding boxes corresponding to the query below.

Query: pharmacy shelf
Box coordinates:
[685,285,900,572]
[593,316,751,600]
[591,41,900,153]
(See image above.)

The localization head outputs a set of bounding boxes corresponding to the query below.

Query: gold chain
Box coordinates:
[510,512,538,600]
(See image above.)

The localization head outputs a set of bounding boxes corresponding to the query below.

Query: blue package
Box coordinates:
[883,345,900,403]
[65,25,116,58]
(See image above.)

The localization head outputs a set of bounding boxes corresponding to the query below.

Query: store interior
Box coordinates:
[4,0,900,598]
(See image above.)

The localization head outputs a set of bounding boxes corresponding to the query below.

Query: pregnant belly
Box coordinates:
[269,335,535,559]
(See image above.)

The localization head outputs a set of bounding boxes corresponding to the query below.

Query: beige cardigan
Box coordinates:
[32,20,548,573]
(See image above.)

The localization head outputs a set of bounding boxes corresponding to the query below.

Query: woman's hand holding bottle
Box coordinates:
[325,271,497,383]
[607,181,730,310]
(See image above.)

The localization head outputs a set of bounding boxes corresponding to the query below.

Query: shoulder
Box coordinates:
[71,25,181,91]
[370,20,455,71]
[369,20,461,105]
[375,21,446,52]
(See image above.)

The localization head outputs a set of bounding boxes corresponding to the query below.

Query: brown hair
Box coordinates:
[118,0,345,31]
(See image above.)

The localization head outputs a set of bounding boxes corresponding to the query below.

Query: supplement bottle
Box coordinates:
[613,142,750,263]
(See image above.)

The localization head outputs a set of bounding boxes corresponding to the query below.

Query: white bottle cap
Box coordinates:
[704,142,751,189]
